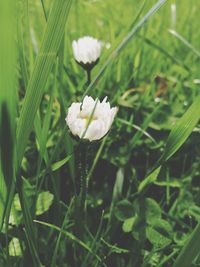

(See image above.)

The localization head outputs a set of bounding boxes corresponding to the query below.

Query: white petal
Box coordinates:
[70,119,86,138]
[72,36,102,64]
[84,120,105,141]
[66,103,81,126]
[65,96,117,141]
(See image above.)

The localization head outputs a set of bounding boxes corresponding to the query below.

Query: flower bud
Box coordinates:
[72,36,102,70]
[66,96,118,142]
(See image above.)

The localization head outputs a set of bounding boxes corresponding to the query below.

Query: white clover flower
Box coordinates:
[66,96,118,141]
[72,36,102,66]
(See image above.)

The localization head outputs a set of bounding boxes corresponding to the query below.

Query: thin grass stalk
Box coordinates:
[51,198,75,267]
[169,29,200,58]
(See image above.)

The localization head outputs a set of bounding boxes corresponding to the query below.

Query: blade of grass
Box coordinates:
[81,211,105,267]
[16,177,42,266]
[0,3,17,265]
[15,0,73,265]
[82,0,168,99]
[169,29,200,58]
[34,219,103,265]
[130,103,162,146]
[117,118,156,144]
[172,224,200,267]
[16,0,72,166]
[106,168,124,233]
[160,95,200,162]
[0,0,17,230]
[51,155,72,172]
[140,35,191,72]
[51,198,74,267]
[139,95,200,192]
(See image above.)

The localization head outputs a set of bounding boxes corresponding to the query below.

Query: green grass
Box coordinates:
[0,0,200,266]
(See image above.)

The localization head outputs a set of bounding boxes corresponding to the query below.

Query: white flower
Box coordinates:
[66,96,118,141]
[72,36,102,65]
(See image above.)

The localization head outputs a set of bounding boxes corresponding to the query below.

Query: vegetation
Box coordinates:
[0,0,200,266]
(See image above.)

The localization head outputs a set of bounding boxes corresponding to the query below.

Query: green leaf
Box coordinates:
[129,198,162,238]
[122,217,136,233]
[146,219,173,248]
[145,198,162,224]
[51,155,72,172]
[114,199,135,221]
[13,194,21,211]
[101,238,129,254]
[139,168,161,192]
[9,238,23,257]
[36,191,54,216]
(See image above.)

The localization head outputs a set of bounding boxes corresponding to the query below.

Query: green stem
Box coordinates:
[79,143,88,214]
[86,69,91,86]
[74,143,89,239]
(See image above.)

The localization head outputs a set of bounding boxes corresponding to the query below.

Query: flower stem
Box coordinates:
[79,143,88,214]
[86,69,91,86]
[74,143,88,236]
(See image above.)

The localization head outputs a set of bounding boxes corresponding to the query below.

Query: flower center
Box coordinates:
[79,113,97,127]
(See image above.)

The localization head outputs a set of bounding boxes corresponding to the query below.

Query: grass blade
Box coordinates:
[139,95,200,191]
[169,29,200,58]
[34,220,103,264]
[172,224,200,267]
[15,0,73,265]
[17,177,42,266]
[141,36,191,72]
[0,0,17,230]
[16,0,73,166]
[160,95,200,162]
[83,0,168,98]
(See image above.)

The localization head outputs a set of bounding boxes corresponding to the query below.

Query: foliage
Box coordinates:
[0,0,200,266]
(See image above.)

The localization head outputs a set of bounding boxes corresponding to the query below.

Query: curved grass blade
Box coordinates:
[34,220,103,265]
[117,118,156,144]
[139,95,200,192]
[51,155,72,172]
[160,95,200,162]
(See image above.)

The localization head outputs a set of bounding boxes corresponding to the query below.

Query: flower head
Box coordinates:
[66,96,118,141]
[72,36,102,70]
